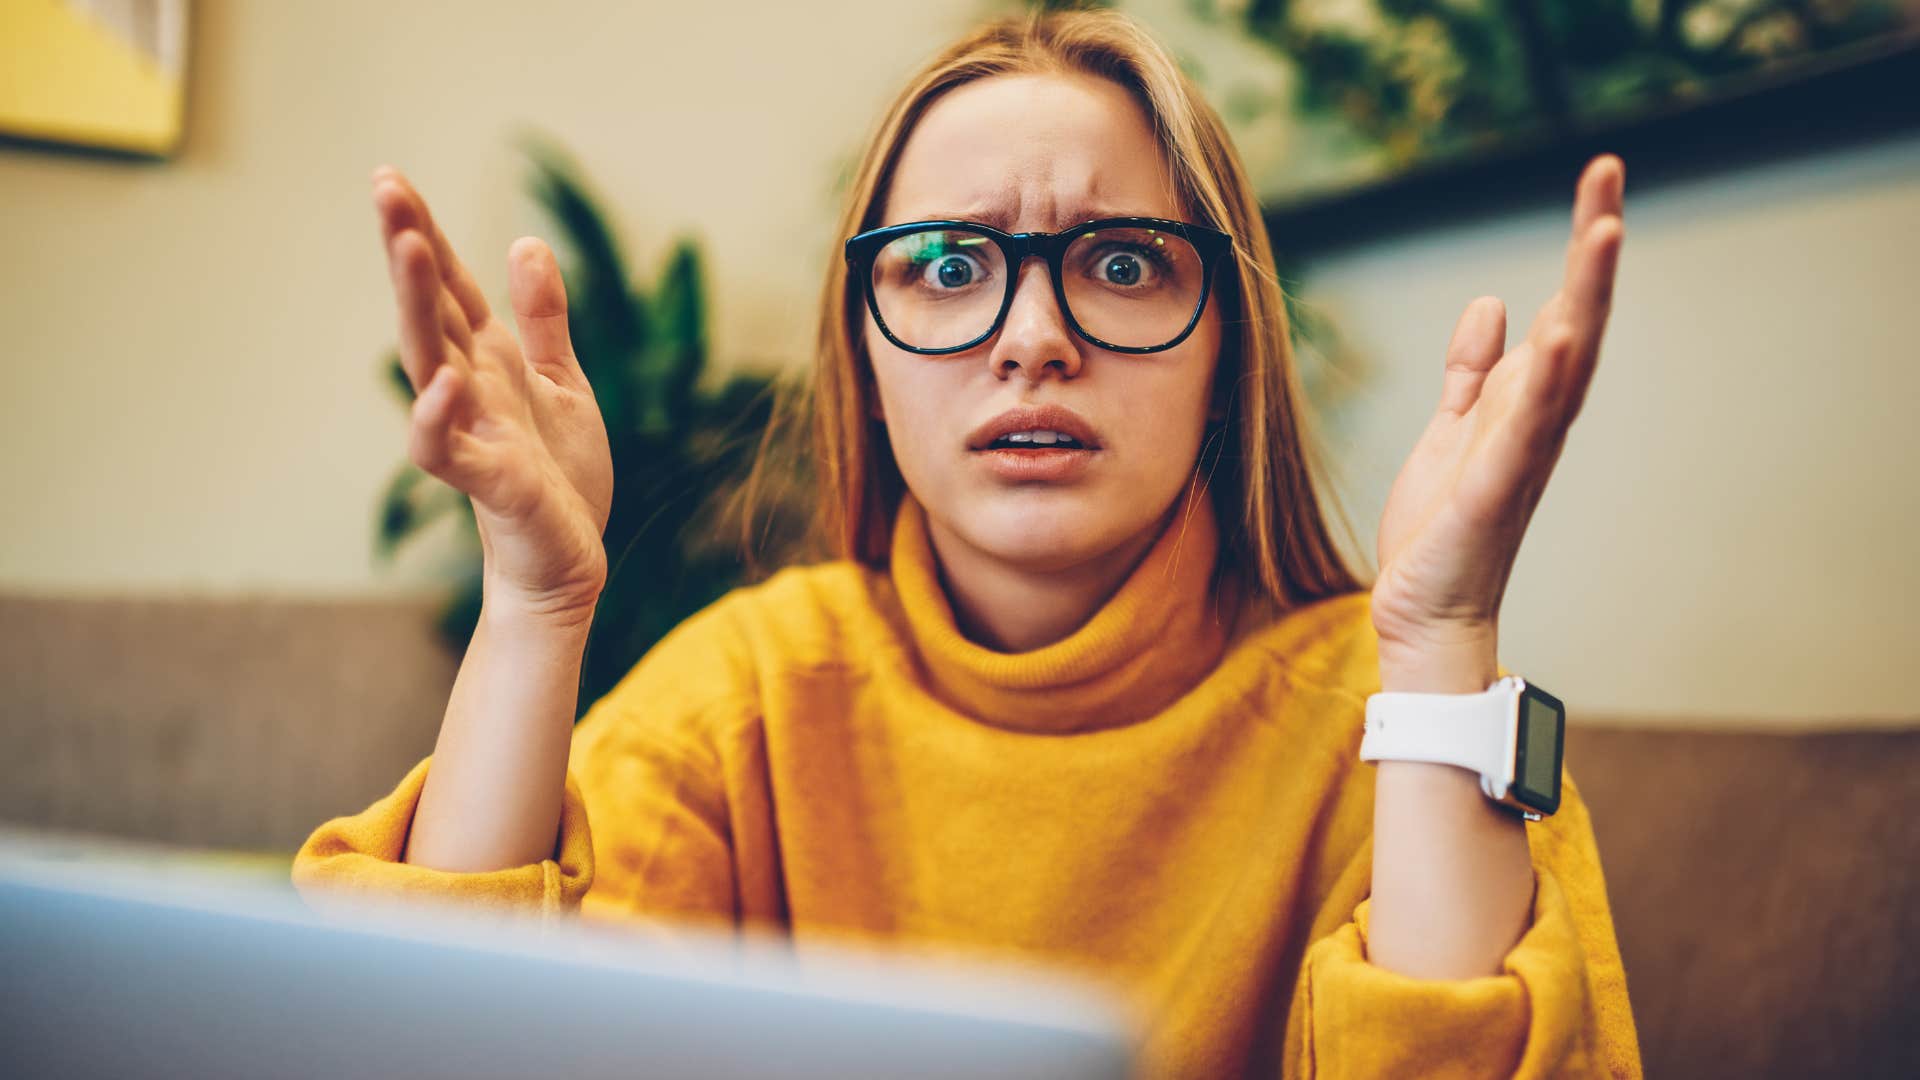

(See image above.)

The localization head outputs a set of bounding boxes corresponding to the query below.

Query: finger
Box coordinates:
[1524,327,1578,440]
[1437,296,1507,417]
[408,361,465,477]
[1558,214,1624,417]
[1567,200,1624,337]
[389,230,448,392]
[1565,155,1625,296]
[1475,331,1575,513]
[438,287,475,361]
[1527,158,1626,363]
[372,166,492,328]
[508,236,586,387]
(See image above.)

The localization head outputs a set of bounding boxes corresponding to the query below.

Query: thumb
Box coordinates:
[508,237,586,387]
[1436,295,1506,418]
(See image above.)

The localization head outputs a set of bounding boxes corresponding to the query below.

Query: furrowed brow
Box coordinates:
[898,203,1149,232]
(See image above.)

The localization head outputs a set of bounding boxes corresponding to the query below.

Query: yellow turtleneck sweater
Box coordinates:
[294,486,1641,1078]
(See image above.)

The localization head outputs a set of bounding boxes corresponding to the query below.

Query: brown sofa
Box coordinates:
[3,591,1914,1077]
[1566,724,1918,1077]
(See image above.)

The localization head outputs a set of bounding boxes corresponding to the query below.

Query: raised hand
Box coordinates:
[1369,155,1626,690]
[373,167,614,621]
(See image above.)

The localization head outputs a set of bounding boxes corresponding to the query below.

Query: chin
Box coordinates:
[947,483,1158,573]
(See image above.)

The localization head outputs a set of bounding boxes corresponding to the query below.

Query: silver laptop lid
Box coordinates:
[0,848,1135,1079]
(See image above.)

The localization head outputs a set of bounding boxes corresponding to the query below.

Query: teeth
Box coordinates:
[989,429,1083,448]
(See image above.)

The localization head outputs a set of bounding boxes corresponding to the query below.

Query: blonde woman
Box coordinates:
[297,8,1639,1076]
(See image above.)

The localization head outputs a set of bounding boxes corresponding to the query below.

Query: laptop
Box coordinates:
[0,842,1134,1079]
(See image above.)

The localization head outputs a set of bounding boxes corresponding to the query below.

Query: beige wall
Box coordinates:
[2,1,1914,722]
[0,0,980,592]
[1306,131,1920,723]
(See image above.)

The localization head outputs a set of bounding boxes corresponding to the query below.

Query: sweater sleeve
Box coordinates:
[290,598,753,932]
[289,754,594,920]
[1287,772,1643,1079]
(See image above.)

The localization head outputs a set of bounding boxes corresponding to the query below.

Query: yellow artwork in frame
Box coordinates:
[0,0,189,157]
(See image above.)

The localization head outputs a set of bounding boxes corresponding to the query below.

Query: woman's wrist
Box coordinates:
[481,572,603,637]
[1376,633,1499,695]
[1368,627,1533,979]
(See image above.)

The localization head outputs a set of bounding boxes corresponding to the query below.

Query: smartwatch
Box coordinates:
[1358,675,1566,820]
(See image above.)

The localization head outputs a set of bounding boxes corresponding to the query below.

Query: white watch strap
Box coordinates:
[1359,677,1515,784]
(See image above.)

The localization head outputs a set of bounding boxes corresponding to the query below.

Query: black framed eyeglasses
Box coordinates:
[844,216,1233,355]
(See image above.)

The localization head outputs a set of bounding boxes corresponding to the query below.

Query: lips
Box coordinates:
[966,404,1104,451]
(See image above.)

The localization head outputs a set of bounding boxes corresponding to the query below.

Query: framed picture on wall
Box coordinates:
[0,0,191,158]
[1228,0,1918,205]
[1092,0,1920,246]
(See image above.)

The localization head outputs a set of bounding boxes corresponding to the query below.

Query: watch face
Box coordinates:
[1512,682,1565,814]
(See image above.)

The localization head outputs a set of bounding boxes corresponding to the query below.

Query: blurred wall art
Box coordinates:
[1139,0,1920,212]
[0,0,189,157]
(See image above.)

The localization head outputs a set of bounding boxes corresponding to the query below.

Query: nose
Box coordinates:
[986,257,1083,382]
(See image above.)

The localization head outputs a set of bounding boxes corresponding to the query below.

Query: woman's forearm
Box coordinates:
[402,596,596,872]
[1365,642,1536,980]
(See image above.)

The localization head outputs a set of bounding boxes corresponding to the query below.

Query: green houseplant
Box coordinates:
[375,138,809,719]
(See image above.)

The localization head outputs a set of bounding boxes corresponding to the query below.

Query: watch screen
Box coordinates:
[1518,691,1563,809]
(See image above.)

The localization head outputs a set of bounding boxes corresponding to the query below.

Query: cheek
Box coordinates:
[864,340,952,469]
[1115,338,1222,474]
[864,324,927,426]
[1138,373,1213,452]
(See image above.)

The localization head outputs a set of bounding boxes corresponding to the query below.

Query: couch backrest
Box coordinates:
[0,592,453,850]
[1567,725,1918,1079]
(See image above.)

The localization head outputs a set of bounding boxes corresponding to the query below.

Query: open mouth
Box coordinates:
[966,405,1104,455]
[978,431,1093,451]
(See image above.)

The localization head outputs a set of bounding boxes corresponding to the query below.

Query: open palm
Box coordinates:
[1371,155,1626,658]
[373,167,614,619]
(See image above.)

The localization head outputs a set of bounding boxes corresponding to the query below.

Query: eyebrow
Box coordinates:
[899,204,1156,231]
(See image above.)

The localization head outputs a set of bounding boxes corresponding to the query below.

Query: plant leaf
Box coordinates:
[375,463,470,560]
[650,239,709,435]
[374,462,423,561]
[384,350,415,402]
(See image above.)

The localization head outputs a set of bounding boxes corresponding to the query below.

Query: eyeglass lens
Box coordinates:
[867,225,1206,351]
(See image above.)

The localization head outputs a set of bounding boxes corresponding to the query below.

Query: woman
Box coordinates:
[296,8,1639,1077]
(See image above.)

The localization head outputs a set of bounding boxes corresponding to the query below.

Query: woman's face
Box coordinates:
[864,72,1224,577]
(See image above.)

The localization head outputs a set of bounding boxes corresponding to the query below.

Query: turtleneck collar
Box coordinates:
[888,479,1245,734]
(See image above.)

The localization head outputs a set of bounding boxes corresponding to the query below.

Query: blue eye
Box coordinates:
[1103,254,1141,286]
[918,252,985,291]
[1078,239,1171,290]
[936,256,973,287]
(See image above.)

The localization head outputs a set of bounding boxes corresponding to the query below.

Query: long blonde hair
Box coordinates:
[740,6,1366,610]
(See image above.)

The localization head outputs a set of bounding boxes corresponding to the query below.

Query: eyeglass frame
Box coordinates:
[843,216,1234,356]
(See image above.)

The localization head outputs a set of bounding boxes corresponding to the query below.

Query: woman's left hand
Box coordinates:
[1370,154,1626,691]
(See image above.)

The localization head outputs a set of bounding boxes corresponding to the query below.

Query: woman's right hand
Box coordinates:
[372,166,614,622]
